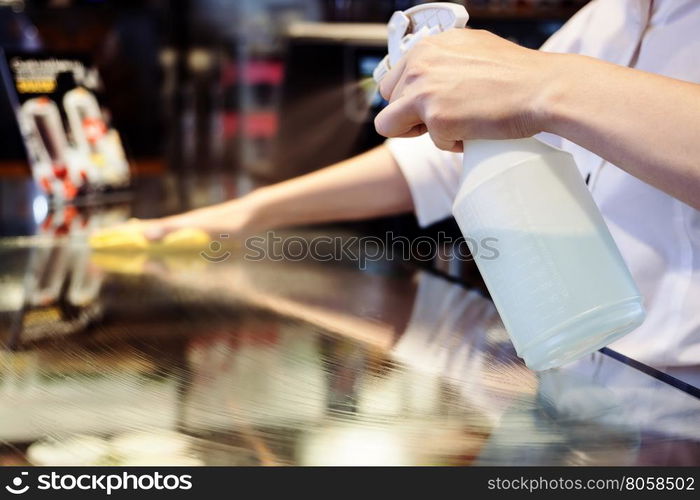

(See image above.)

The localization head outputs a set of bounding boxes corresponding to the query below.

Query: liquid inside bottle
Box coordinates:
[452,138,645,370]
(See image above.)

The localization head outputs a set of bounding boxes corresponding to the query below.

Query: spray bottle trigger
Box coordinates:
[387,10,411,67]
[399,25,439,56]
[372,55,390,84]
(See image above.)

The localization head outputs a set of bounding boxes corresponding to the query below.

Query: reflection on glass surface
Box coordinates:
[0,230,698,466]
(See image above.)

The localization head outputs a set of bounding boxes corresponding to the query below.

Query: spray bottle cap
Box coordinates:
[373,3,469,84]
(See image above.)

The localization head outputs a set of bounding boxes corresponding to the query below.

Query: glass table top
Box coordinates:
[0,229,698,466]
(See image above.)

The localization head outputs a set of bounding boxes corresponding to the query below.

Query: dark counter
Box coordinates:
[0,228,698,466]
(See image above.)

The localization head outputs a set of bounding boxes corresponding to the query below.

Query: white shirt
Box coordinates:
[386,0,700,368]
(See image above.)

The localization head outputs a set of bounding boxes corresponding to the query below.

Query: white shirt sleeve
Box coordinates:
[538,0,597,54]
[385,135,463,227]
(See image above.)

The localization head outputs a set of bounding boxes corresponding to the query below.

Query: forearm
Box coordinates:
[540,53,700,209]
[146,145,413,238]
[247,144,414,230]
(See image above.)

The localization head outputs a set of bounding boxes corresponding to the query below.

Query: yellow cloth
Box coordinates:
[90,223,210,252]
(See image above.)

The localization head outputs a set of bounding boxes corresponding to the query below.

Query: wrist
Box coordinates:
[242,186,279,232]
[530,52,577,135]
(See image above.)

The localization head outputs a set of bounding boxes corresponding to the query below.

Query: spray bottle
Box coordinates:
[373,3,645,370]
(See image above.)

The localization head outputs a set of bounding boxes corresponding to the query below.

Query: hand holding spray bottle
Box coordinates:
[373,3,645,370]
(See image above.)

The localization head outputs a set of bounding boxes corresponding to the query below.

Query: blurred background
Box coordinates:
[0,0,589,240]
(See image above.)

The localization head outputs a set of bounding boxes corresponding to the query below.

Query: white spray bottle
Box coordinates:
[373,3,645,370]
